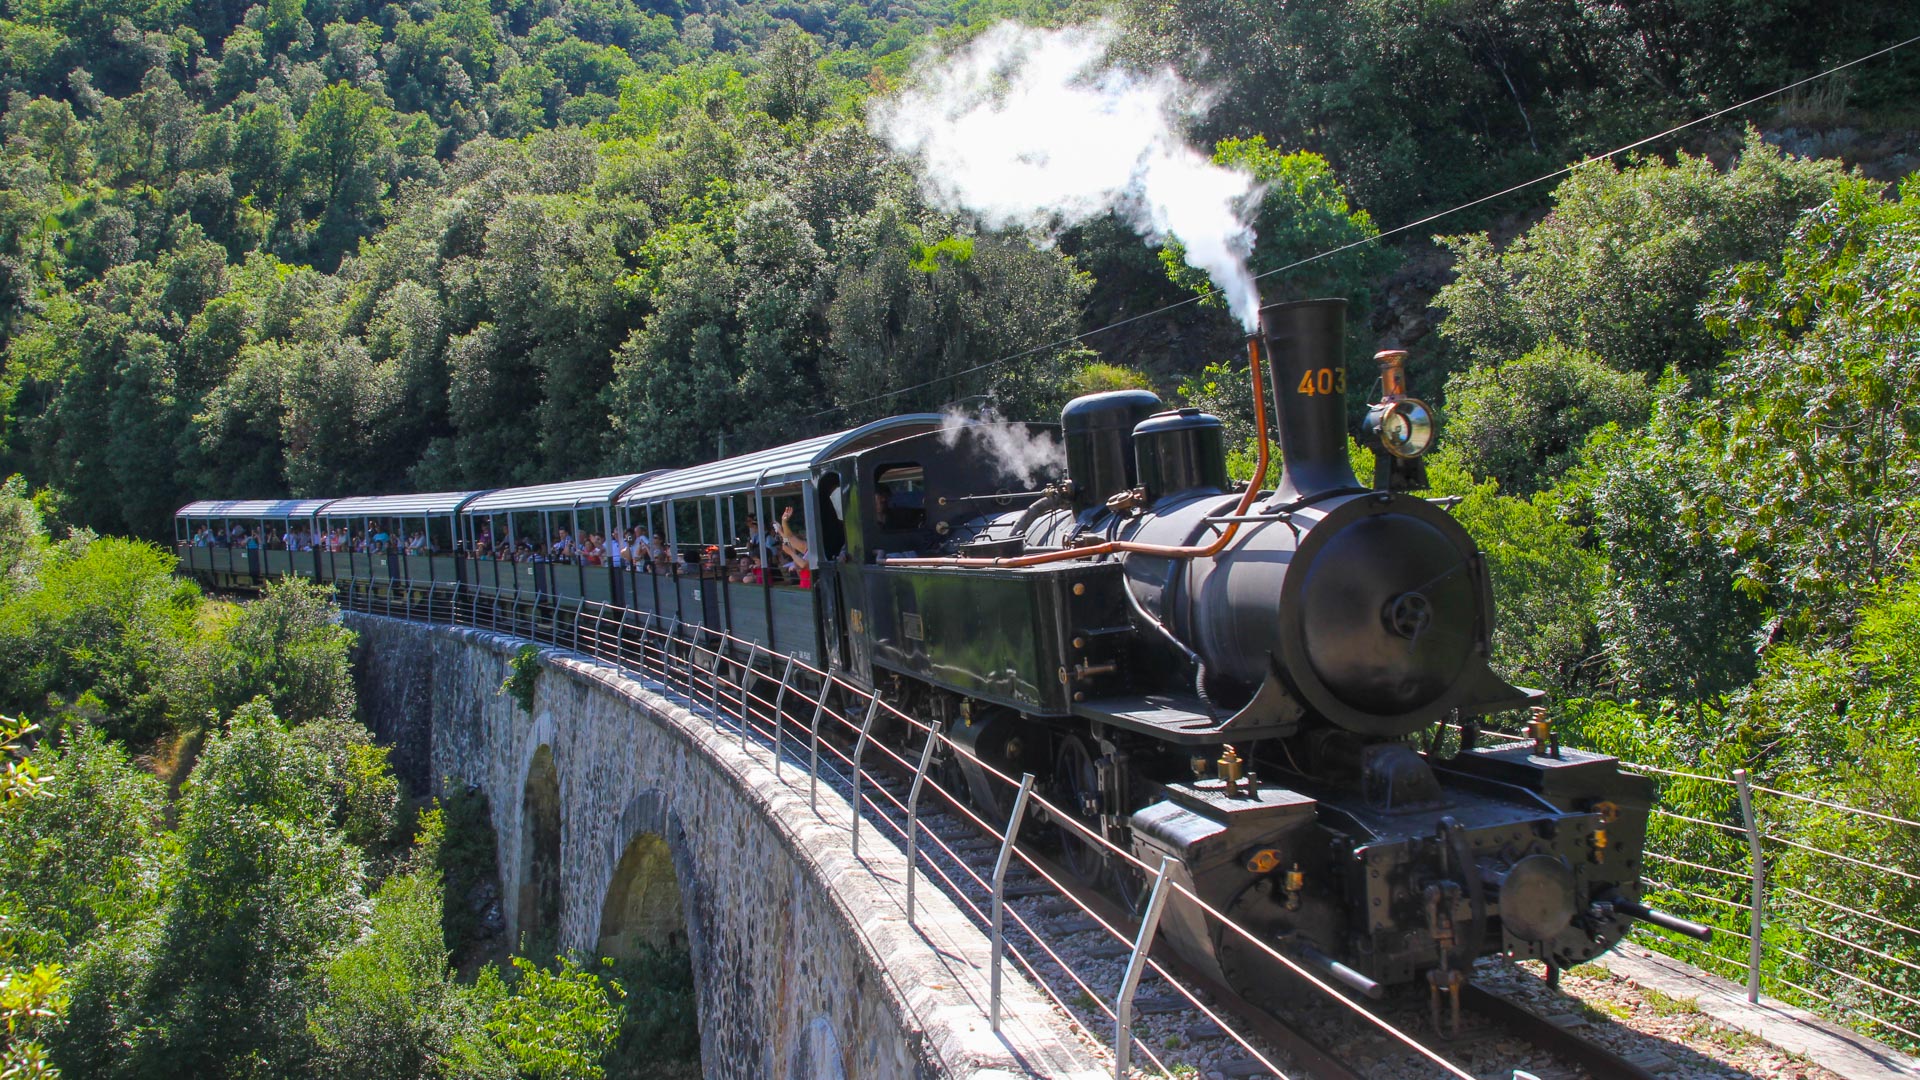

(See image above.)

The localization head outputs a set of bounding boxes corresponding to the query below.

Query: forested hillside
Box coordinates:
[4,0,1916,539]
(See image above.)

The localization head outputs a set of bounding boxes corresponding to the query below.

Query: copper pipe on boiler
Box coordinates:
[887,335,1273,568]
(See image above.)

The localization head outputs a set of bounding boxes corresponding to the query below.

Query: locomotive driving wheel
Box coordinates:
[1054,734,1107,884]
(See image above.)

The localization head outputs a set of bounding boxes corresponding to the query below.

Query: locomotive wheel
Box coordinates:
[1054,734,1106,883]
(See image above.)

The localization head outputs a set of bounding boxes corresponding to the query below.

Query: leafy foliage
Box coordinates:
[205,577,358,726]
[1117,0,1918,228]
[0,499,665,1076]
[0,0,1101,532]
[1702,174,1920,640]
[0,536,201,745]
[479,956,623,1080]
[1420,460,1602,695]
[1433,132,1848,378]
[501,645,540,715]
[1441,343,1651,496]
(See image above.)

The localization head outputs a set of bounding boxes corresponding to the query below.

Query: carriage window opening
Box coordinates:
[673,501,704,560]
[874,464,926,532]
[814,471,846,561]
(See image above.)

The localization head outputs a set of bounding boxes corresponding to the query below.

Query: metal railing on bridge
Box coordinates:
[1459,726,1920,1051]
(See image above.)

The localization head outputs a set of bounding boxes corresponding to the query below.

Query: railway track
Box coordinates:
[816,706,1687,1080]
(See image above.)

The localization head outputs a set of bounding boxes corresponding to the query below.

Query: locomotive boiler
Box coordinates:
[837,298,1706,1016]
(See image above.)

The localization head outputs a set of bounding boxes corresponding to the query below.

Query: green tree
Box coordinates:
[1701,174,1920,641]
[1421,460,1602,694]
[0,715,64,1080]
[204,577,356,726]
[823,202,1091,424]
[103,703,366,1078]
[1163,136,1390,315]
[0,725,166,960]
[309,811,510,1080]
[479,956,623,1080]
[293,82,394,267]
[1441,343,1652,496]
[1433,133,1847,378]
[0,536,202,745]
[1561,384,1762,706]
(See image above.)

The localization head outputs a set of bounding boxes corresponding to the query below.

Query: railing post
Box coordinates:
[739,643,760,753]
[1734,767,1765,1003]
[771,655,796,780]
[850,696,881,860]
[808,680,830,814]
[990,773,1037,1033]
[666,619,682,696]
[905,725,941,925]
[1115,855,1176,1079]
[641,613,657,677]
[707,636,723,729]
[570,602,582,653]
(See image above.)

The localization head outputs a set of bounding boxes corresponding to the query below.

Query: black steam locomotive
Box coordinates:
[177,297,1701,1018]
[830,299,1693,1014]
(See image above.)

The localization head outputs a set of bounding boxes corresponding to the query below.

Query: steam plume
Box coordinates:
[938,409,1065,487]
[871,21,1262,329]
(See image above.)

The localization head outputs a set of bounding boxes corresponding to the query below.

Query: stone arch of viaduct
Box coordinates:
[346,612,1102,1080]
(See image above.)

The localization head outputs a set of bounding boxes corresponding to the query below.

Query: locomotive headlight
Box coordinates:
[1366,398,1438,459]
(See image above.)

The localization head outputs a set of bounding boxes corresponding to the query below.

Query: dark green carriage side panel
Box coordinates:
[769,586,820,667]
[582,567,613,604]
[548,562,584,600]
[729,585,770,648]
[262,550,291,579]
[865,561,1127,715]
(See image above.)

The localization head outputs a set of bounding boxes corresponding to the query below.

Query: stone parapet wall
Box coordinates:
[345,613,1103,1080]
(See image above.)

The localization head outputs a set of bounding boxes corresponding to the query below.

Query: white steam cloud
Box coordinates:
[939,409,1065,487]
[871,21,1263,329]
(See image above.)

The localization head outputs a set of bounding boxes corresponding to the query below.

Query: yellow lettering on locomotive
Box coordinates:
[1296,368,1347,396]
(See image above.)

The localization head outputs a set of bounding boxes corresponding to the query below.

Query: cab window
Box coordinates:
[873,464,925,532]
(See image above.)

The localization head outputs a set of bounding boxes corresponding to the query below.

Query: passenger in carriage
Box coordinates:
[778,506,810,588]
[607,530,626,568]
[193,525,213,546]
[732,550,763,584]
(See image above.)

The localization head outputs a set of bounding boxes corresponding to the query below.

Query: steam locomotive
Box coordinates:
[177,297,1703,1019]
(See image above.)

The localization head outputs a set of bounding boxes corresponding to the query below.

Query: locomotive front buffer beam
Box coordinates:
[1128,767,1664,1012]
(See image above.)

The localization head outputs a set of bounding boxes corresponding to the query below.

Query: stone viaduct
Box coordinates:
[345,612,1104,1080]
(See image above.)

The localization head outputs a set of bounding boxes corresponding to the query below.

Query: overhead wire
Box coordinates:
[810,30,1920,420]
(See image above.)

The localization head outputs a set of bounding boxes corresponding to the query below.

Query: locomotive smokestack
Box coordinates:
[1258,298,1362,502]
